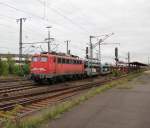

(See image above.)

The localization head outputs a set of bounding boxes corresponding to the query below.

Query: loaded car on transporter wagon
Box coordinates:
[30,52,85,83]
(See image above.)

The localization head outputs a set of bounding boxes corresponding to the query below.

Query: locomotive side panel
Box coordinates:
[47,56,56,74]
[55,57,84,75]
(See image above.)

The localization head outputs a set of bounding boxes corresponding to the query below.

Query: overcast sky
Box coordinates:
[0,0,150,64]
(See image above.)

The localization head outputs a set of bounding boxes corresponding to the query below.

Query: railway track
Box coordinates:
[0,81,100,111]
[0,75,126,119]
[0,76,104,98]
[0,80,38,95]
[0,77,27,83]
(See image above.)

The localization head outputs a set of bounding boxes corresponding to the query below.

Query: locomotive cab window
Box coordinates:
[40,57,48,62]
[32,57,39,62]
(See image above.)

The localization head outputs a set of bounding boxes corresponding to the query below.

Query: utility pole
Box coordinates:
[115,47,118,66]
[98,39,102,65]
[86,47,89,59]
[89,36,93,60]
[89,36,93,76]
[65,40,71,54]
[127,52,130,72]
[127,52,130,64]
[46,26,52,52]
[96,52,99,62]
[92,33,115,66]
[16,18,26,63]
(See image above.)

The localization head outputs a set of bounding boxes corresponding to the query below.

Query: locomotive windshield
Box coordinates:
[40,57,48,62]
[32,57,39,62]
[32,56,48,62]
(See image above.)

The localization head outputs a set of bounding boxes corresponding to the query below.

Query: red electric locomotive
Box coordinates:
[30,52,85,83]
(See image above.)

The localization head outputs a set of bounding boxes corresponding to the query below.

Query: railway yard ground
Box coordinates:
[39,70,150,128]
[0,70,148,128]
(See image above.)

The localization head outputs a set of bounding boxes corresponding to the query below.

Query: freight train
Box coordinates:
[100,64,111,75]
[30,52,111,83]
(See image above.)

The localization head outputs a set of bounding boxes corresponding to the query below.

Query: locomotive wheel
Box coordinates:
[34,78,43,84]
[56,76,64,82]
[47,78,56,85]
[78,74,82,79]
[73,74,78,80]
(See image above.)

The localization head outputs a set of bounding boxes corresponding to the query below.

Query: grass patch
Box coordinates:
[116,84,133,89]
[116,72,145,89]
[3,72,143,128]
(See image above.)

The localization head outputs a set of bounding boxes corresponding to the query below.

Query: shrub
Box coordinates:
[0,58,3,75]
[1,61,9,76]
[112,69,122,77]
[0,56,30,77]
[7,56,15,74]
[22,63,30,75]
[13,64,30,76]
[13,65,24,76]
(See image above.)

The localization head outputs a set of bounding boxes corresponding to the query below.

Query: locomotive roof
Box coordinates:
[33,52,83,60]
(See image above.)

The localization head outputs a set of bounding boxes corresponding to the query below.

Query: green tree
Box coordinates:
[22,63,30,75]
[7,55,15,74]
[1,61,9,76]
[0,58,3,75]
[14,65,24,76]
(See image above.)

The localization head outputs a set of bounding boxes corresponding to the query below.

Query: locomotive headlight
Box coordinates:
[31,68,46,71]
[39,68,46,71]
